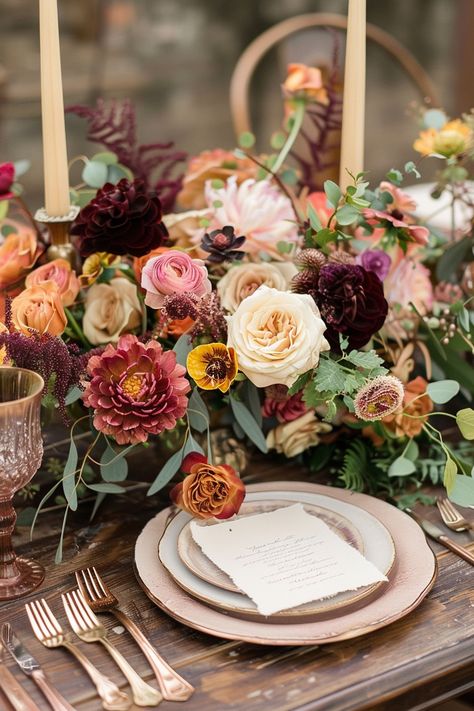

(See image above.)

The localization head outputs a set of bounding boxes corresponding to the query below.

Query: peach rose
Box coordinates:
[0,229,41,291]
[217,262,297,313]
[25,258,80,306]
[170,452,245,520]
[178,149,258,210]
[11,281,67,337]
[384,376,433,438]
[266,411,332,457]
[83,277,142,345]
[282,63,328,104]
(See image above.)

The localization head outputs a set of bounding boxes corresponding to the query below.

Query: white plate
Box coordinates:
[158,491,395,619]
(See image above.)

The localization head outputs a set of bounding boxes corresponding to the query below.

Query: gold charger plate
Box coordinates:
[177,498,365,593]
[135,482,437,644]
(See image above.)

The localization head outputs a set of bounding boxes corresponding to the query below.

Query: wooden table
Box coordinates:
[1,456,473,711]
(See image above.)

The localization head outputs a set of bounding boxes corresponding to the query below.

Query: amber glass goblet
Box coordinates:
[0,367,45,600]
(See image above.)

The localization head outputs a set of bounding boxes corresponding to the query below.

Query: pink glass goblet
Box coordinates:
[0,367,45,600]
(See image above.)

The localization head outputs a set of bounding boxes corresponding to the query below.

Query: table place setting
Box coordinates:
[1,0,474,708]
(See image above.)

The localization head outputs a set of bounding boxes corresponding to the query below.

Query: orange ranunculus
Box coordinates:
[11,281,67,337]
[187,343,238,393]
[133,246,169,284]
[383,375,433,438]
[25,258,80,307]
[177,149,258,210]
[306,191,333,227]
[282,63,328,104]
[0,229,41,291]
[167,316,195,338]
[170,452,245,520]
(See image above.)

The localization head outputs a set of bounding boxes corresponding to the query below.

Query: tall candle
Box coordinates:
[39,0,70,216]
[339,0,366,191]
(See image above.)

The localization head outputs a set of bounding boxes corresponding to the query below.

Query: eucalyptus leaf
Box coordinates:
[64,386,83,406]
[82,160,108,188]
[456,408,474,439]
[388,456,416,477]
[435,235,471,282]
[188,389,209,433]
[404,440,419,462]
[335,204,359,226]
[242,379,263,427]
[426,379,460,404]
[323,180,341,209]
[147,447,185,496]
[62,439,78,511]
[423,108,447,130]
[100,442,129,482]
[88,482,125,494]
[91,151,118,165]
[173,333,193,367]
[230,395,268,453]
[443,456,458,493]
[107,163,133,183]
[13,159,31,177]
[449,474,474,506]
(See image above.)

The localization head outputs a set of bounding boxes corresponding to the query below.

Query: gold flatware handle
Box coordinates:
[31,669,76,711]
[439,535,474,565]
[63,641,130,711]
[113,609,194,701]
[0,663,41,711]
[99,638,162,707]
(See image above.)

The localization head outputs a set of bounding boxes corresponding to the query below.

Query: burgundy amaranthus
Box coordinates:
[0,330,86,424]
[191,292,228,341]
[67,99,187,212]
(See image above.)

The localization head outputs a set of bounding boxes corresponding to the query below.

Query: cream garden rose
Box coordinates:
[83,277,142,345]
[217,262,297,313]
[226,285,329,387]
[266,411,332,457]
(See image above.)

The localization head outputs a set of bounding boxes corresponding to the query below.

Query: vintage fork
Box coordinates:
[76,567,194,701]
[437,498,474,532]
[25,599,130,711]
[62,590,162,708]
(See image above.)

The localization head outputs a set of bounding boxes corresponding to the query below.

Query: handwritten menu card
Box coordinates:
[190,504,387,615]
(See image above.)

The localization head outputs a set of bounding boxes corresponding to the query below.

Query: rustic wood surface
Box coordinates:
[0,455,473,711]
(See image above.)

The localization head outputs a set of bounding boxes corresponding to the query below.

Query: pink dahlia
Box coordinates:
[82,334,190,445]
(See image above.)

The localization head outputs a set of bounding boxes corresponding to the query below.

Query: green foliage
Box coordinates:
[323,180,341,209]
[238,131,256,149]
[229,393,268,453]
[456,408,474,439]
[443,456,458,493]
[426,379,460,404]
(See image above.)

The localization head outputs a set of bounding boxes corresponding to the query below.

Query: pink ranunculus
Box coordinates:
[141,250,212,309]
[25,258,80,307]
[0,163,15,199]
[82,334,190,445]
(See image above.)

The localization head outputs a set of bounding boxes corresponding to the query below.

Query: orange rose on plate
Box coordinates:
[170,453,245,520]
[11,281,67,337]
[25,258,80,306]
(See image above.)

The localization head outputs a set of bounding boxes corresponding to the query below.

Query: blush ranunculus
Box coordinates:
[25,258,80,306]
[11,281,67,337]
[83,277,142,345]
[226,285,329,388]
[0,230,41,291]
[141,250,211,309]
[170,452,245,520]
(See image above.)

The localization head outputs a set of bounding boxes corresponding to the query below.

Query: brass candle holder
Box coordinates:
[35,206,80,267]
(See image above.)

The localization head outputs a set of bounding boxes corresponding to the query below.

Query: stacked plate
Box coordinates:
[134,482,438,645]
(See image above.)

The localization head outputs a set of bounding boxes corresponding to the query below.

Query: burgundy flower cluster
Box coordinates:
[73,178,168,257]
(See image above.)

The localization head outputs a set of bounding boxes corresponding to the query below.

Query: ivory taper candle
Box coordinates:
[39,0,70,216]
[339,0,366,191]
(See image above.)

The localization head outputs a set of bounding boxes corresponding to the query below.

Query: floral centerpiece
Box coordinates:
[1,67,474,559]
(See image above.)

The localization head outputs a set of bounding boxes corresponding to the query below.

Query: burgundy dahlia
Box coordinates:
[82,334,190,445]
[313,263,388,349]
[201,226,246,264]
[73,178,168,258]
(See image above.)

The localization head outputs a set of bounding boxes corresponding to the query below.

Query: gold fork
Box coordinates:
[437,498,474,532]
[62,590,162,708]
[25,599,130,711]
[76,567,194,701]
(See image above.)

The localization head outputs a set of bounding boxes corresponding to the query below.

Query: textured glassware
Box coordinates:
[0,367,44,600]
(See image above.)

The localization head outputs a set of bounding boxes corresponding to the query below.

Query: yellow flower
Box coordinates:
[414,119,472,158]
[0,345,7,365]
[187,343,238,393]
[79,252,121,286]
